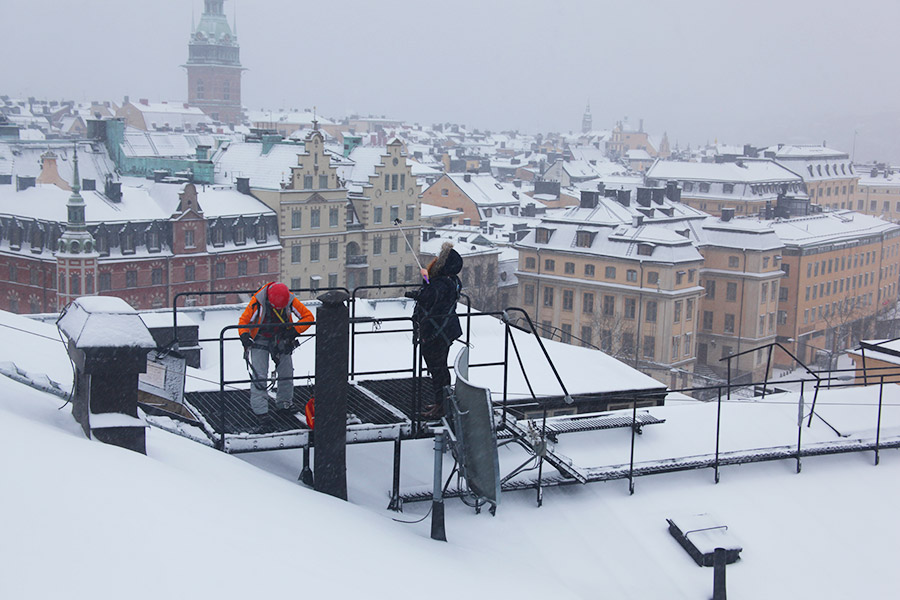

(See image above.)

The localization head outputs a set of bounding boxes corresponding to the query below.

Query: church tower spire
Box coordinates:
[184,0,244,126]
[581,100,593,134]
[56,145,98,309]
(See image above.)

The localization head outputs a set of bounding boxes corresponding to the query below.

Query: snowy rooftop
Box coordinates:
[767,210,900,247]
[647,159,802,184]
[0,180,273,224]
[212,140,307,189]
[2,303,898,598]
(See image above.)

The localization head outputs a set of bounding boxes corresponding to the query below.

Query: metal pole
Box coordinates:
[314,290,349,501]
[502,321,510,428]
[762,345,773,400]
[388,438,402,511]
[712,547,727,600]
[876,375,884,465]
[714,386,722,483]
[806,378,821,428]
[218,326,226,451]
[299,446,314,486]
[430,429,447,541]
[629,398,638,494]
[797,380,804,474]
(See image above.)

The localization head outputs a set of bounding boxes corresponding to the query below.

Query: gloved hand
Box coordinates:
[240,332,252,362]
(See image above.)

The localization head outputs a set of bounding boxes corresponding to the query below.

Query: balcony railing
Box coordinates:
[346,254,368,266]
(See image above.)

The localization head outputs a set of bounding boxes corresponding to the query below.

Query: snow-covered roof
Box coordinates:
[0,140,117,183]
[2,303,900,599]
[647,159,802,184]
[444,173,523,208]
[212,140,305,189]
[767,210,900,248]
[0,180,273,224]
[120,128,219,159]
[246,110,336,126]
[57,296,156,349]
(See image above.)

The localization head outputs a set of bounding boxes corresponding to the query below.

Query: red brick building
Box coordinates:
[0,177,279,313]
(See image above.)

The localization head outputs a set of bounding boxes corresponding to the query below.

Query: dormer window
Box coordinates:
[535,228,553,244]
[121,228,135,254]
[683,182,694,192]
[637,243,654,256]
[575,230,595,248]
[699,182,710,193]
[723,183,734,194]
[234,224,246,245]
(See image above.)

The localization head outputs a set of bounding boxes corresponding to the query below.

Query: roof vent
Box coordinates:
[721,207,735,222]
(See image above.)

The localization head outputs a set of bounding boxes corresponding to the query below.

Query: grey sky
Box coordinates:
[4,0,900,161]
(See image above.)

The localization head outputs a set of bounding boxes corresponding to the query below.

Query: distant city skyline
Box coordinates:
[4,0,900,162]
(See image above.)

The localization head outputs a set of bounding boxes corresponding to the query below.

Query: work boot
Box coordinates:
[248,411,274,434]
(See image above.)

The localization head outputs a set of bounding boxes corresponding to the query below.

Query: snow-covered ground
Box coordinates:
[2,306,900,599]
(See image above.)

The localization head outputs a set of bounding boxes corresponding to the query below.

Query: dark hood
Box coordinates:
[439,249,463,276]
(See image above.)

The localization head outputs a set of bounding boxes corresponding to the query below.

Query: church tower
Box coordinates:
[581,101,593,134]
[56,146,98,309]
[185,0,244,126]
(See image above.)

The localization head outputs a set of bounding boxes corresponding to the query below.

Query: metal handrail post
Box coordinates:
[714,386,722,483]
[806,377,822,428]
[629,398,638,494]
[796,379,804,474]
[762,345,773,399]
[876,375,885,465]
[502,321,510,428]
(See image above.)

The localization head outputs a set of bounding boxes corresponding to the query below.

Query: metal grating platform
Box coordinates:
[184,382,409,441]
[358,377,436,419]
[497,411,666,440]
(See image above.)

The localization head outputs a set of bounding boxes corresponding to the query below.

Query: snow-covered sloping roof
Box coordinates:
[768,210,900,248]
[647,159,802,184]
[246,109,335,127]
[446,173,522,208]
[120,128,218,159]
[0,181,273,224]
[518,221,704,265]
[692,216,784,252]
[0,140,117,184]
[338,147,389,186]
[764,144,848,159]
[3,301,900,599]
[127,102,212,130]
[212,141,306,189]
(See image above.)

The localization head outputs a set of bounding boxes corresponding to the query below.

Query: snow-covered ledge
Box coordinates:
[58,297,156,454]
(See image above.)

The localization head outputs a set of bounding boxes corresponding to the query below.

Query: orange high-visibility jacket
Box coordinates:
[238,283,314,339]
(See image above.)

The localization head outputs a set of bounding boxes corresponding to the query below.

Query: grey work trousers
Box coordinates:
[248,339,294,415]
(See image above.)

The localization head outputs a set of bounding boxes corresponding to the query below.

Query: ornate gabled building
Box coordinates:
[185,0,244,125]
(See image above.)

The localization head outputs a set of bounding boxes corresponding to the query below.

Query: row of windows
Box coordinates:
[92,257,270,291]
[860,199,900,212]
[805,272,875,301]
[384,173,406,191]
[523,256,697,285]
[814,184,852,198]
[806,250,880,278]
[802,294,875,325]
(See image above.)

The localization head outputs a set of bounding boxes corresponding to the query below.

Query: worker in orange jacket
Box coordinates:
[238,282,314,418]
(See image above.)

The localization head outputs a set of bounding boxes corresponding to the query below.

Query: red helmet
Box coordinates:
[268,283,290,309]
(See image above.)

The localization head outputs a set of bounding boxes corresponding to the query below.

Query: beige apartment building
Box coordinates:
[694,213,786,381]
[853,166,900,223]
[771,210,900,368]
[764,144,858,211]
[251,132,422,299]
[516,189,705,388]
[646,159,805,218]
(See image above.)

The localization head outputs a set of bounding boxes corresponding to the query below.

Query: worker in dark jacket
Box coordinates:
[238,282,314,419]
[406,242,463,418]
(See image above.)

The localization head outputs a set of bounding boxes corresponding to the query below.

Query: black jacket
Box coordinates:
[409,250,463,346]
